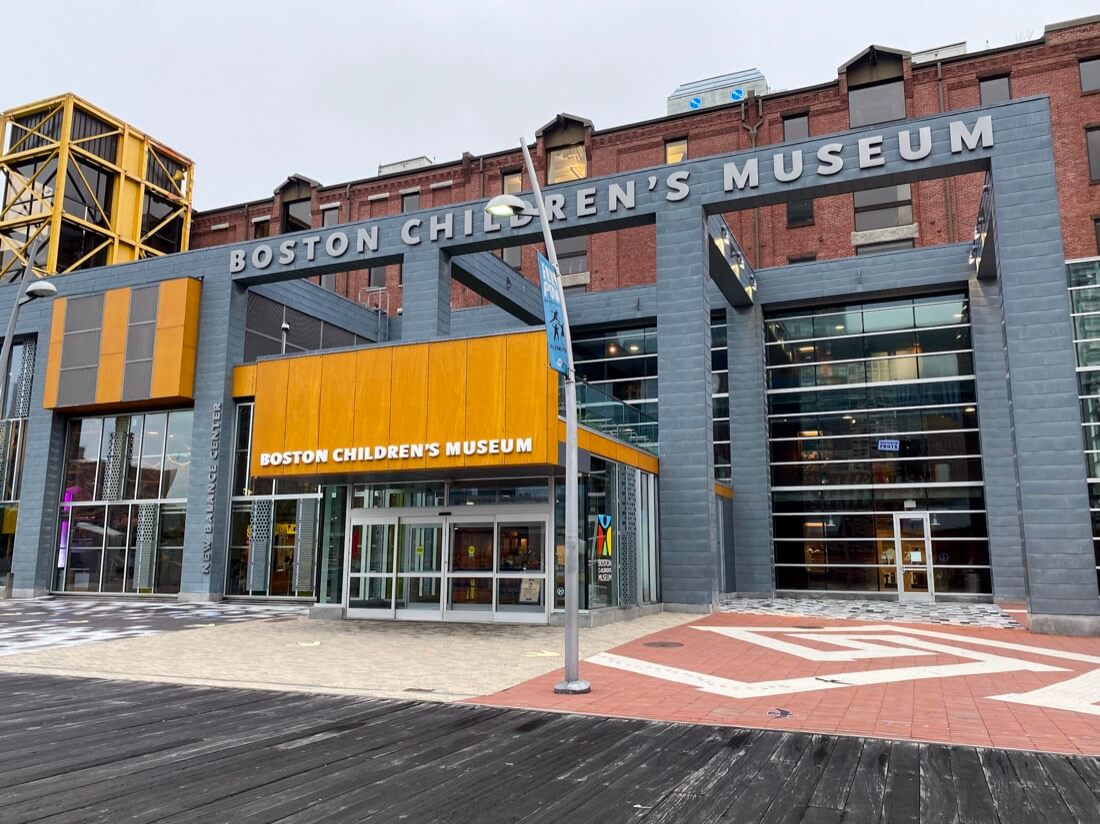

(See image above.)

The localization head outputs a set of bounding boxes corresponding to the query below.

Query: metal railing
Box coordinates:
[560,378,658,455]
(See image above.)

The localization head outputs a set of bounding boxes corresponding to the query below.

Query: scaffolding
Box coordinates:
[0,93,194,281]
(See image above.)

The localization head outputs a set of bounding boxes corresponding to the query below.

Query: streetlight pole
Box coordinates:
[514,139,589,694]
[486,142,589,694]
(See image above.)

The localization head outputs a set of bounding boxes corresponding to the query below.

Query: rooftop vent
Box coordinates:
[378,156,433,176]
[667,69,769,115]
[912,42,967,65]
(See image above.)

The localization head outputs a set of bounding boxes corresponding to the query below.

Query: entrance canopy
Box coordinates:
[232,329,658,480]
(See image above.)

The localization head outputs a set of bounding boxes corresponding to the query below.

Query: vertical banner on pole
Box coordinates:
[537,252,570,376]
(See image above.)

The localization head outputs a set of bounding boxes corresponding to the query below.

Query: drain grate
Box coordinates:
[643,641,683,648]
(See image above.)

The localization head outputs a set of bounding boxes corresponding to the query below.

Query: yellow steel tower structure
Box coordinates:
[0,93,194,281]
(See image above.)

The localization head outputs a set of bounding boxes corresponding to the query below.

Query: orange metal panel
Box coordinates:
[387,343,431,469]
[463,336,506,468]
[150,325,185,399]
[42,299,66,409]
[502,332,548,466]
[351,347,393,472]
[425,339,467,471]
[149,278,200,401]
[249,358,290,476]
[97,291,129,408]
[232,364,256,398]
[714,483,733,499]
[283,356,323,475]
[317,351,357,456]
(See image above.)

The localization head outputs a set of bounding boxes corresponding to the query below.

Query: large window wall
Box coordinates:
[766,294,991,594]
[56,409,191,594]
[573,323,730,480]
[226,403,322,597]
[1067,258,1100,589]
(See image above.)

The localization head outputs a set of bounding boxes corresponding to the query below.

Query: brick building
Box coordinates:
[191,15,1100,312]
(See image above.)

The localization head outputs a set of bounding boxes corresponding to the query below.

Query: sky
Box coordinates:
[7,0,1098,211]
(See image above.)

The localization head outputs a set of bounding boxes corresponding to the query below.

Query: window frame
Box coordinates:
[401,191,420,213]
[853,184,913,232]
[978,75,1011,106]
[847,79,906,129]
[1088,127,1100,183]
[546,144,587,184]
[664,138,688,164]
[1081,57,1100,94]
[782,113,809,142]
[787,198,814,228]
[502,171,522,194]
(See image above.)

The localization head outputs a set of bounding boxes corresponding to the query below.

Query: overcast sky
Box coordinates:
[8,0,1097,210]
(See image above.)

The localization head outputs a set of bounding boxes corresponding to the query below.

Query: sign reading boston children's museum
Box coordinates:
[228,116,994,275]
[259,437,534,468]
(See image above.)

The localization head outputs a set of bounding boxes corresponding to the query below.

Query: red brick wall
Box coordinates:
[188,19,1100,315]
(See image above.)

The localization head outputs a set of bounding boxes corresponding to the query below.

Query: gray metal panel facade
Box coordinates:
[4,96,1096,620]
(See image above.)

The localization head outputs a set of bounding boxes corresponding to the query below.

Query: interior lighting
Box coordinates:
[627,343,640,353]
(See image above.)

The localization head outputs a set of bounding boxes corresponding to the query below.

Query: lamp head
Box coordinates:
[485,193,527,218]
[24,279,57,300]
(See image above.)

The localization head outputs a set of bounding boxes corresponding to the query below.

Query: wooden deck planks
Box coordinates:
[0,674,1095,824]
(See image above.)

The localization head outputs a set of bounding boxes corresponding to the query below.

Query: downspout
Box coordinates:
[938,61,956,242]
[739,97,763,266]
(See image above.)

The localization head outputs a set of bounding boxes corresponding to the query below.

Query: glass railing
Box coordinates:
[559,377,658,454]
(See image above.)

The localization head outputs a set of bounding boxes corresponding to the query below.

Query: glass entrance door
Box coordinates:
[893,512,934,602]
[346,518,396,616]
[346,511,550,623]
[395,519,444,618]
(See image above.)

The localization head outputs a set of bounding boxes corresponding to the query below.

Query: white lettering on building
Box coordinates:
[258,437,534,469]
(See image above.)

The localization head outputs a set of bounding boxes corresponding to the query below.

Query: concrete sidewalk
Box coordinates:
[0,610,694,700]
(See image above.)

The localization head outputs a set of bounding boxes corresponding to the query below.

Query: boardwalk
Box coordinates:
[0,673,1097,823]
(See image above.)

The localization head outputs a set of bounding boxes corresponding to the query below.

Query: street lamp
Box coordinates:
[486,138,590,695]
[0,235,56,419]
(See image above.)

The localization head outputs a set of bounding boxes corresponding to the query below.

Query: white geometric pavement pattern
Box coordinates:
[587,624,1100,717]
[719,597,1021,629]
[0,598,306,657]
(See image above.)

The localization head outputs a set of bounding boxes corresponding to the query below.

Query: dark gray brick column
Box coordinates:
[990,102,1100,627]
[400,248,450,341]
[968,277,1027,600]
[727,303,774,595]
[11,323,65,598]
[179,274,247,601]
[655,206,719,607]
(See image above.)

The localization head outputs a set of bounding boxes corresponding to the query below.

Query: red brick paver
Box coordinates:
[473,612,1100,755]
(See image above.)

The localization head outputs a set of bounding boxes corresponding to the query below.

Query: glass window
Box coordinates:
[979,76,1011,105]
[665,139,687,164]
[401,191,420,212]
[782,114,809,141]
[1081,58,1100,93]
[281,198,311,233]
[854,184,912,232]
[161,411,192,498]
[498,523,544,572]
[547,145,587,184]
[848,80,905,127]
[502,171,522,194]
[252,219,270,240]
[63,418,102,502]
[1088,128,1100,182]
[354,482,445,508]
[321,206,339,227]
[369,266,386,288]
[856,239,915,255]
[787,198,814,227]
[555,235,587,276]
[1095,219,1100,256]
[137,414,166,499]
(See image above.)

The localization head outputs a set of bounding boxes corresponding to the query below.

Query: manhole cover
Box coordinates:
[643,641,683,648]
